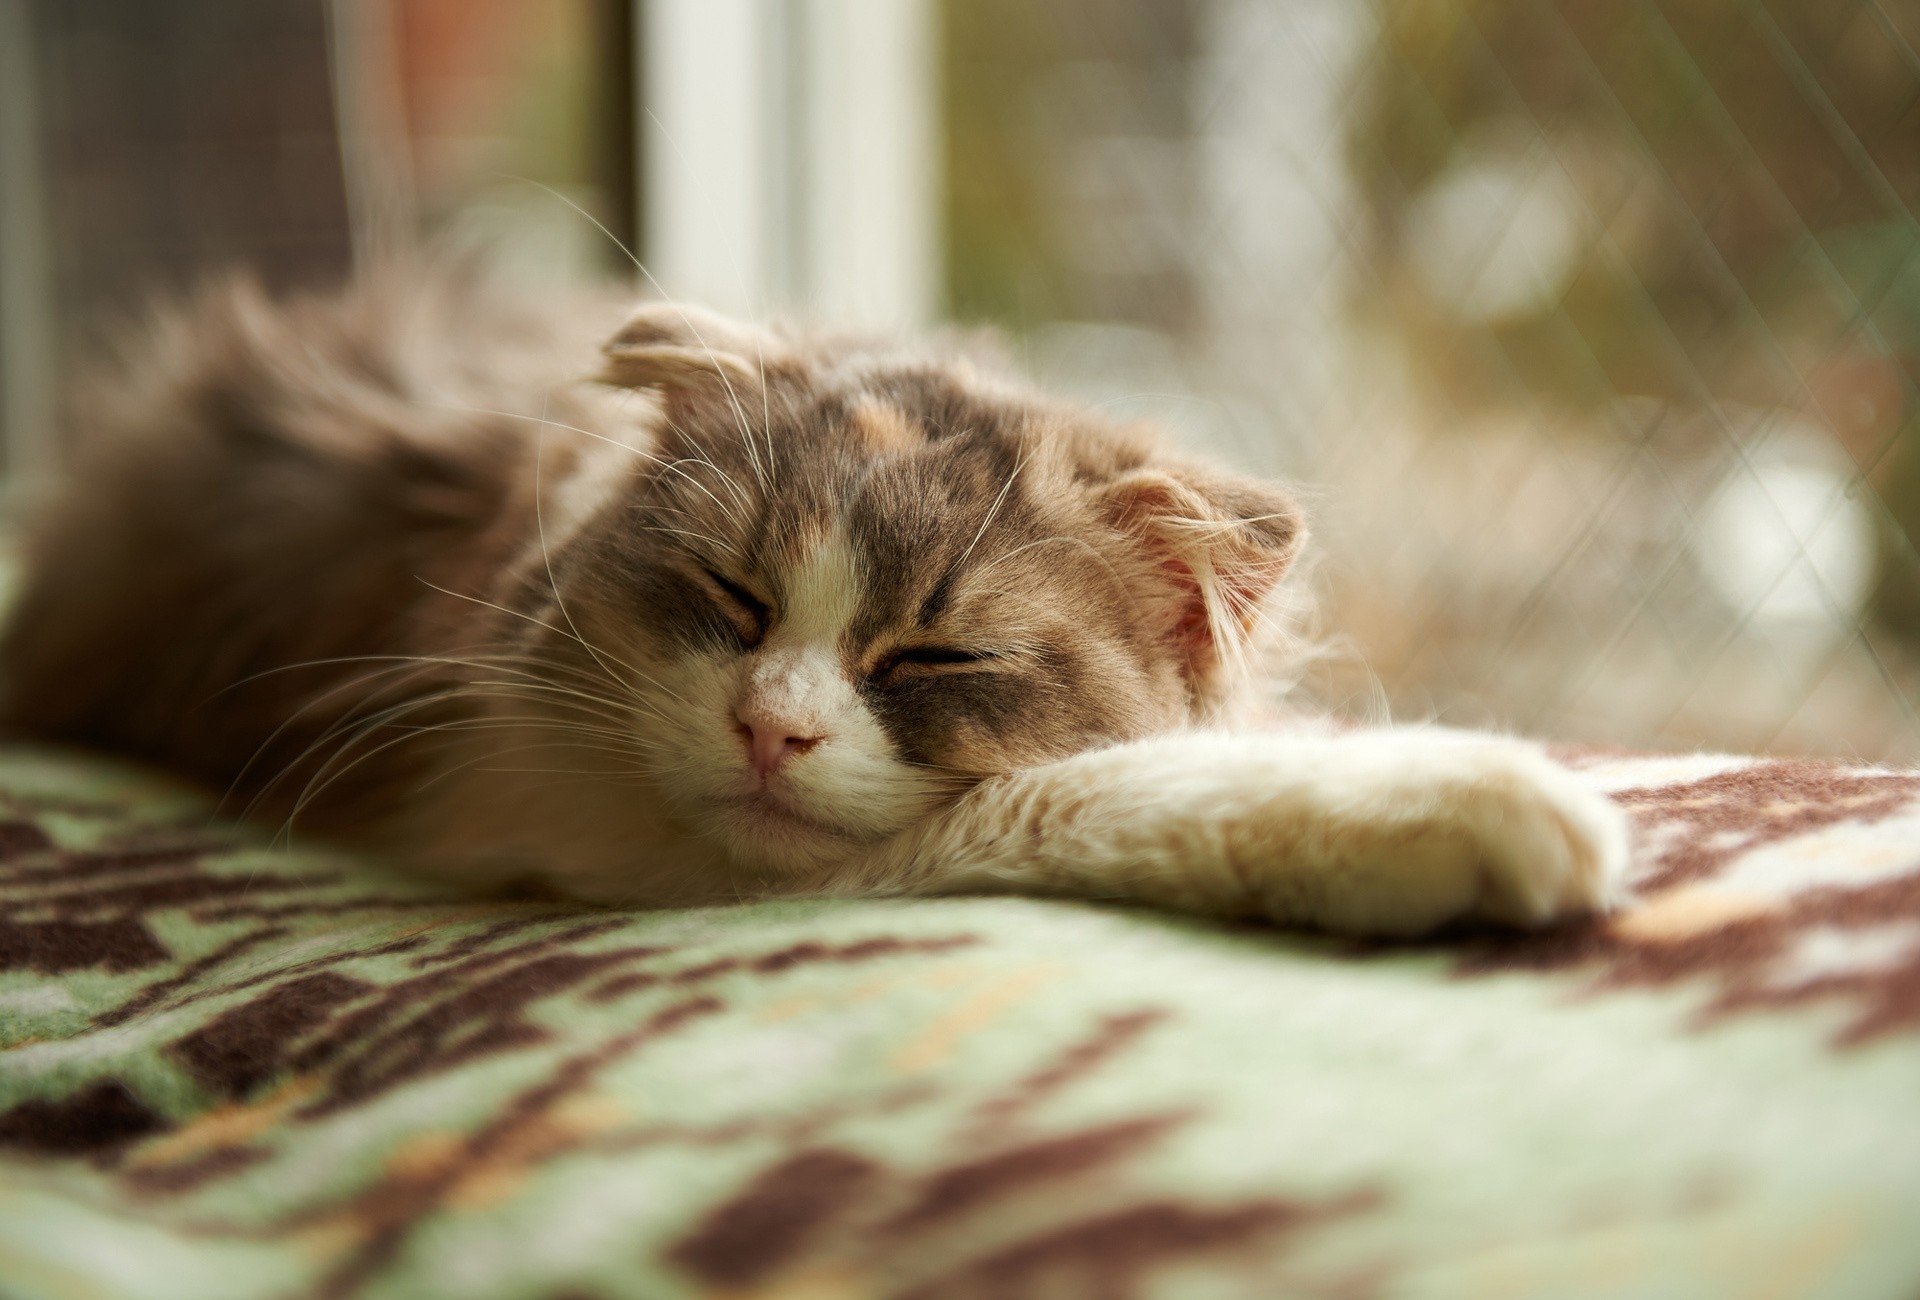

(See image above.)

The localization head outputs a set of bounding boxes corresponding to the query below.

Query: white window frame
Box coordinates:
[639,0,938,330]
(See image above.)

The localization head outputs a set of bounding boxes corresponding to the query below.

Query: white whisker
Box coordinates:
[954,445,1033,574]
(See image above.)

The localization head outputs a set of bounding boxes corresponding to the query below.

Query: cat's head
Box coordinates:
[517,303,1304,876]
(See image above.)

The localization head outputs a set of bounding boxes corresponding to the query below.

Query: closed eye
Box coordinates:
[875,646,995,676]
[702,568,771,644]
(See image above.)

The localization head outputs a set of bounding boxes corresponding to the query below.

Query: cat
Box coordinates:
[0,268,1627,935]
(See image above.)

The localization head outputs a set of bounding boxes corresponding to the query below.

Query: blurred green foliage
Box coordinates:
[1347,0,1920,637]
[940,0,1197,329]
[1348,0,1920,415]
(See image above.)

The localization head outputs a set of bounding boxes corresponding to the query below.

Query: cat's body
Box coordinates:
[0,269,1627,934]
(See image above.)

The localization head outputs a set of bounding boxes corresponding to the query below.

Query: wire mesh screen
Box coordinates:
[943,0,1920,762]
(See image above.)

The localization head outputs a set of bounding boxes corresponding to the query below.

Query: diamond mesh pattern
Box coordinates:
[943,0,1920,761]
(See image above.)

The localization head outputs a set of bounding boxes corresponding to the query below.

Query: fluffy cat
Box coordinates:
[0,270,1627,935]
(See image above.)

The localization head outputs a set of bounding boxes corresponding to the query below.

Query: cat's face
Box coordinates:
[518,306,1303,876]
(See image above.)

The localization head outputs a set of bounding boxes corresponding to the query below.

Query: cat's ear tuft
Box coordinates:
[599,302,782,393]
[1098,466,1305,679]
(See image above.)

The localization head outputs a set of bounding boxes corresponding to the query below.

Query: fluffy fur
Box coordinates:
[0,270,1627,934]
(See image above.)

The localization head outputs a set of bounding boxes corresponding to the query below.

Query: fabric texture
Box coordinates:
[1,744,1918,1299]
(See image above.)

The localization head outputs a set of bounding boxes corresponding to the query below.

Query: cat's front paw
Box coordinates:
[1432,741,1630,929]
[1240,732,1630,936]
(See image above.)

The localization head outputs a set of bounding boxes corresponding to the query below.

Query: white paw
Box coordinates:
[1237,731,1631,936]
[1436,741,1630,929]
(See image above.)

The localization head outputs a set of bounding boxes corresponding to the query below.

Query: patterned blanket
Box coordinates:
[2,745,1918,1300]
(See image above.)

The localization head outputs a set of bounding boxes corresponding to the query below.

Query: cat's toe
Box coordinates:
[1460,749,1630,928]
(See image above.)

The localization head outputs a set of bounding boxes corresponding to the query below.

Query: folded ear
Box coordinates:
[598,302,784,393]
[1098,465,1305,685]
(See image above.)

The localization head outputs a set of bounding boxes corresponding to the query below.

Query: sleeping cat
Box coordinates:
[0,269,1627,935]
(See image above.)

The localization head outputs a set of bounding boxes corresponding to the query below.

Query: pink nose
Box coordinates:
[735,710,822,779]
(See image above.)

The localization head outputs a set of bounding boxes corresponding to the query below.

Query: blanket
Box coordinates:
[2,745,1918,1299]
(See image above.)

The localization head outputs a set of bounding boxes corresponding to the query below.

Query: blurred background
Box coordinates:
[3,0,1919,761]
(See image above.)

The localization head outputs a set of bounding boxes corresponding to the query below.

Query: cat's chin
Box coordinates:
[699,791,873,872]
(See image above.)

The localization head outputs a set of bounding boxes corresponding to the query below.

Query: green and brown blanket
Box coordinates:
[2,746,1918,1299]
